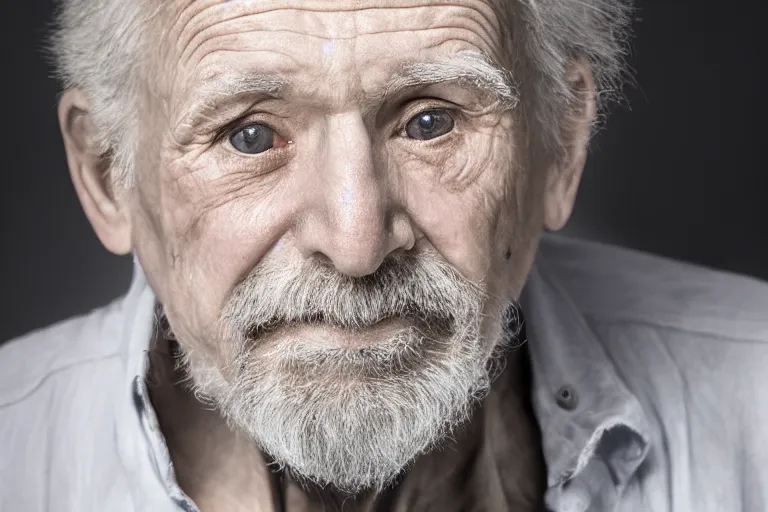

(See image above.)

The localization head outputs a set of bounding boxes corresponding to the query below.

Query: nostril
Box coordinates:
[310,251,334,269]
[308,248,384,278]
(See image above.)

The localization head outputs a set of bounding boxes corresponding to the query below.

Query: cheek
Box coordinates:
[487,150,545,300]
[132,153,296,351]
[393,134,516,284]
[392,123,541,300]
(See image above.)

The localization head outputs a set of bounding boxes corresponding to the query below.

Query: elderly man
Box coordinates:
[1,0,767,511]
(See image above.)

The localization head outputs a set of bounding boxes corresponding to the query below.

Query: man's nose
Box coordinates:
[294,113,415,277]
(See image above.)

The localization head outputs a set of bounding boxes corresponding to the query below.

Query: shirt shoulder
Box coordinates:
[537,234,768,343]
[0,298,127,408]
[537,235,768,509]
[0,299,139,512]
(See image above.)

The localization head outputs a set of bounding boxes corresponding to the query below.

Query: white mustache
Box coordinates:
[220,250,487,340]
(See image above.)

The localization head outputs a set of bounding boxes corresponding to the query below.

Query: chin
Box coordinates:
[176,313,514,494]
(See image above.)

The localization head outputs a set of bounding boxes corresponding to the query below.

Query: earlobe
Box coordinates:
[543,58,597,232]
[59,89,133,255]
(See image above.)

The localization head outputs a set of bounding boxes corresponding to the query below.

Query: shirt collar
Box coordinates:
[114,256,190,510]
[113,252,652,506]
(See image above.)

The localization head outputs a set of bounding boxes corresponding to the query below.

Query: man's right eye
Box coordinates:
[405,110,455,141]
[229,123,277,154]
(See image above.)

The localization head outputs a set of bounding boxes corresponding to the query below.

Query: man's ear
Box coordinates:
[58,89,133,255]
[543,58,597,231]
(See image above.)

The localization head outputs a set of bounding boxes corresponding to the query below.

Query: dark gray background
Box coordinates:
[1,1,765,343]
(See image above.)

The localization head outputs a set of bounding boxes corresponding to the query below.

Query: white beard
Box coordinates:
[172,251,520,493]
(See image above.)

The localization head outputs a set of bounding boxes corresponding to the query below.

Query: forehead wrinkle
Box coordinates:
[168,1,505,69]
[159,3,515,125]
[380,51,519,110]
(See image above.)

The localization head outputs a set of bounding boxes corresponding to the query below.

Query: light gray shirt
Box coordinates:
[2,234,767,511]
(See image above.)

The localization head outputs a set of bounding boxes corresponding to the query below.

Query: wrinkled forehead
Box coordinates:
[152,0,511,108]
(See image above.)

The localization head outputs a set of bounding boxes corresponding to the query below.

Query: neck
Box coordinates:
[147,340,546,512]
[147,340,279,512]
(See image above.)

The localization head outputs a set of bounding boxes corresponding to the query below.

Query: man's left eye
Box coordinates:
[229,123,277,154]
[405,110,455,141]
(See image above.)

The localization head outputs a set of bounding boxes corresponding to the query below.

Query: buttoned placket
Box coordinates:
[522,264,652,512]
[133,377,201,512]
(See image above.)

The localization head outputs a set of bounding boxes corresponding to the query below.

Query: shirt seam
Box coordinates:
[581,314,768,344]
[0,352,122,409]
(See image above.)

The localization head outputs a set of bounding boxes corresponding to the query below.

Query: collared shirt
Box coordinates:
[1,234,767,511]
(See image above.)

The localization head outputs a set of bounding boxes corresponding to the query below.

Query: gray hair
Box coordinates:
[49,0,634,186]
[505,0,635,153]
[49,0,156,186]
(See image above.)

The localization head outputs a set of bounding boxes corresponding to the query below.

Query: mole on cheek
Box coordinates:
[505,247,512,260]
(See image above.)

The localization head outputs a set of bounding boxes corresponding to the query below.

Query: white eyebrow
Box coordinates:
[383,51,519,110]
[174,51,518,135]
[196,71,288,101]
[174,71,288,134]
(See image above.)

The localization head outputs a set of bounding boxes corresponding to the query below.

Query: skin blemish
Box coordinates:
[322,40,337,55]
[505,248,512,260]
[342,185,354,207]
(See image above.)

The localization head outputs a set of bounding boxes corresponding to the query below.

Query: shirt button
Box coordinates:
[556,385,578,410]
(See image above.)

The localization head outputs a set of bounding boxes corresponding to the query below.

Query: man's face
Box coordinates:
[123,0,556,492]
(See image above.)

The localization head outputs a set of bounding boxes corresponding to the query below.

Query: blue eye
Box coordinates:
[405,110,455,140]
[229,124,276,154]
